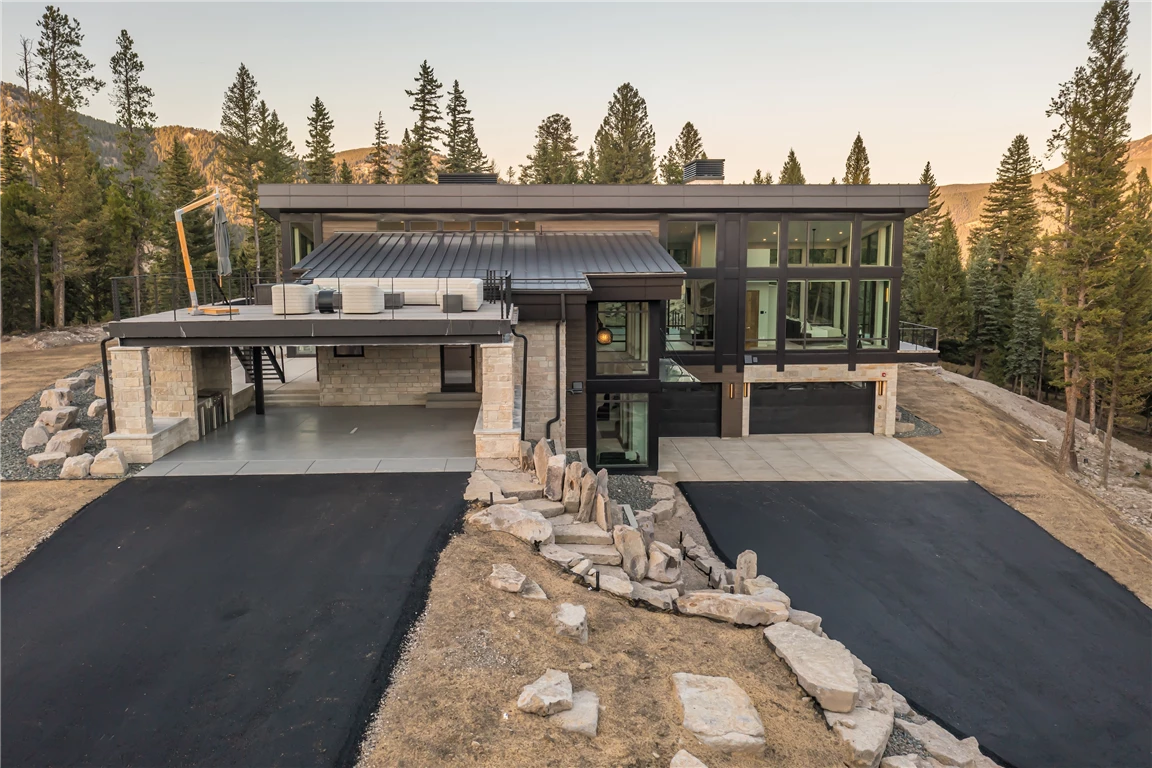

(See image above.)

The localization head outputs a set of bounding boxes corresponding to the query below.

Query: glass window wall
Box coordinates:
[664,279,716,351]
[594,393,650,468]
[786,220,852,266]
[595,301,650,376]
[747,221,779,267]
[443,221,471,231]
[858,279,891,348]
[861,221,893,266]
[784,280,849,349]
[744,280,778,350]
[376,221,405,232]
[476,220,504,232]
[409,221,438,232]
[667,221,717,268]
[508,220,537,232]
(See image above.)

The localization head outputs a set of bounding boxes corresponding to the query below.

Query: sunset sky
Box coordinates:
[3,2,1150,185]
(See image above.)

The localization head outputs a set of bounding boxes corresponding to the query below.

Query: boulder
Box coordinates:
[649,499,676,523]
[553,521,613,546]
[692,556,729,588]
[87,398,108,419]
[893,720,997,768]
[735,550,757,593]
[567,544,621,565]
[519,580,548,600]
[488,563,528,593]
[634,509,656,545]
[487,471,544,501]
[90,446,129,478]
[539,543,582,568]
[891,690,912,717]
[56,377,86,392]
[60,453,94,479]
[670,750,708,767]
[552,602,588,644]
[826,701,895,768]
[94,376,106,399]
[576,471,597,523]
[747,586,790,608]
[550,689,599,737]
[533,439,555,486]
[685,544,708,562]
[592,469,610,529]
[570,558,595,577]
[40,388,72,409]
[45,428,88,457]
[677,590,788,627]
[764,622,859,713]
[671,673,765,753]
[650,482,675,500]
[631,582,676,611]
[101,412,110,437]
[464,470,507,504]
[741,574,779,594]
[519,440,534,472]
[21,425,50,450]
[640,575,685,595]
[520,498,566,518]
[788,609,823,635]
[544,454,567,501]
[647,541,683,583]
[36,407,78,435]
[75,371,95,384]
[612,525,647,580]
[465,504,552,545]
[517,669,573,716]
[591,569,633,598]
[880,757,935,768]
[562,461,584,514]
[26,451,67,468]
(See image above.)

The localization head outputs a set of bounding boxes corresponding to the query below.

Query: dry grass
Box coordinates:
[1,479,120,576]
[1,340,102,417]
[898,365,1152,607]
[359,530,848,768]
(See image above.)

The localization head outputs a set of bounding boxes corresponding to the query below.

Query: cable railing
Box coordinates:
[111,271,266,321]
[898,321,939,352]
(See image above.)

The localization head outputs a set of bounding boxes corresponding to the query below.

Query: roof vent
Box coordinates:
[436,172,499,184]
[684,159,725,185]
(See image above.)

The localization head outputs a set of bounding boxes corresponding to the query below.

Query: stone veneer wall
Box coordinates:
[149,347,196,420]
[474,340,521,459]
[741,363,899,436]
[513,321,566,445]
[316,345,440,406]
[109,346,154,435]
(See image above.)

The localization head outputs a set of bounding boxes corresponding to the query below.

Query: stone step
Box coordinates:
[486,470,544,501]
[553,522,613,546]
[519,498,566,518]
[426,392,482,409]
[568,544,622,566]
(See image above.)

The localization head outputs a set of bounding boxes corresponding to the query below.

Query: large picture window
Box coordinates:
[594,393,649,468]
[785,280,849,349]
[667,221,717,268]
[786,221,852,266]
[595,302,649,376]
[747,221,780,267]
[744,280,778,350]
[665,280,715,351]
[858,279,890,348]
[861,221,893,266]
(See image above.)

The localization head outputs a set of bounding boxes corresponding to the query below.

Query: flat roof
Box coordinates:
[259,183,930,218]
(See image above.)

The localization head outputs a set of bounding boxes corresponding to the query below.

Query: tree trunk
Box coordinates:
[253,202,261,279]
[32,238,41,332]
[972,352,983,380]
[1088,379,1097,436]
[1035,342,1045,402]
[52,236,65,328]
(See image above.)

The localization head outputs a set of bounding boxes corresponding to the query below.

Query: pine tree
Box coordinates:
[580,144,598,184]
[34,5,104,327]
[917,215,971,342]
[521,113,582,184]
[256,101,296,184]
[842,133,871,184]
[591,83,656,184]
[1040,0,1138,472]
[779,149,805,184]
[443,80,489,173]
[219,64,262,274]
[659,121,704,184]
[304,96,335,184]
[1,122,26,186]
[751,169,772,185]
[973,134,1041,281]
[368,112,390,184]
[337,159,354,184]
[902,161,946,322]
[397,128,421,184]
[401,60,443,183]
[1005,266,1044,395]
[156,138,212,274]
[966,235,1004,379]
[17,35,44,330]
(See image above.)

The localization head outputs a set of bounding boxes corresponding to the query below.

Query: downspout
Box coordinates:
[100,337,115,433]
[510,327,528,440]
[544,294,564,442]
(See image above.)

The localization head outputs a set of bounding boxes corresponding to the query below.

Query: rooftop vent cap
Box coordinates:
[684,159,725,185]
[436,172,499,185]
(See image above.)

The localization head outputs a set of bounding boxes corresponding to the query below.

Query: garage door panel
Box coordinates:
[749,382,874,434]
[660,385,721,437]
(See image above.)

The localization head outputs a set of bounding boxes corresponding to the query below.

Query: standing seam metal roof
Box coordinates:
[292,231,686,291]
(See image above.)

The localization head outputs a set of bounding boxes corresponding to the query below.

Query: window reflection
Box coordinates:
[665,280,715,351]
[786,221,852,266]
[858,279,890,348]
[667,222,717,268]
[594,393,649,467]
[595,302,649,376]
[747,221,779,267]
[785,280,849,349]
[744,280,778,350]
[861,221,893,266]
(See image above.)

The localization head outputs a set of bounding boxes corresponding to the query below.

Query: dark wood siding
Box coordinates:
[565,296,587,448]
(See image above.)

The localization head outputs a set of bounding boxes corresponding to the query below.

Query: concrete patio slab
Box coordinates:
[236,460,317,475]
[163,460,247,477]
[377,458,449,473]
[306,459,384,474]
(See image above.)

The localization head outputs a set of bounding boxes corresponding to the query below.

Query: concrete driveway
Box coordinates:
[2,473,466,768]
[681,481,1152,768]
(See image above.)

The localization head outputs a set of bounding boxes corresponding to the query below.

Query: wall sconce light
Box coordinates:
[728,383,735,399]
[596,328,613,345]
[567,381,584,395]
[877,381,887,397]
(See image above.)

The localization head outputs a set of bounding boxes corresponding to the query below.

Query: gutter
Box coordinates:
[509,326,528,440]
[100,337,116,433]
[544,294,565,442]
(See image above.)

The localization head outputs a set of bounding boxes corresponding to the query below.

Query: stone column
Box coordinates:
[149,347,197,420]
[109,346,154,435]
[480,341,514,431]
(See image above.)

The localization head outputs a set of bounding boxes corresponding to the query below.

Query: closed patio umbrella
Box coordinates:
[213,203,232,277]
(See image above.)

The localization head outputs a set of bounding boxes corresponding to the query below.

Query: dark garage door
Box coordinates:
[749,381,874,434]
[660,383,721,437]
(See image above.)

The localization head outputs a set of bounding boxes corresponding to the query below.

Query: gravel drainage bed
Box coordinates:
[895,405,942,439]
[607,473,655,511]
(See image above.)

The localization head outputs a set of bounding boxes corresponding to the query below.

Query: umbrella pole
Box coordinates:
[175,188,237,316]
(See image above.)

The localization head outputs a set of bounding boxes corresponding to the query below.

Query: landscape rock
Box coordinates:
[735,550,757,593]
[520,498,566,518]
[545,454,567,501]
[568,544,621,565]
[539,543,582,568]
[880,757,936,768]
[101,412,110,437]
[552,603,588,644]
[40,388,72,409]
[466,504,553,545]
[519,580,548,600]
[488,563,528,593]
[517,669,573,716]
[36,407,78,435]
[26,451,68,468]
[741,574,779,594]
[87,398,107,419]
[488,471,544,501]
[649,498,676,523]
[764,622,859,713]
[591,570,633,598]
[56,377,87,392]
[893,720,996,768]
[670,750,708,767]
[21,425,50,450]
[826,705,895,768]
[612,524,647,580]
[60,453,94,479]
[592,469,610,529]
[631,582,677,611]
[45,428,88,457]
[553,521,613,546]
[685,544,709,562]
[746,586,790,608]
[891,690,912,717]
[634,509,655,545]
[650,481,675,500]
[576,471,597,523]
[550,689,599,736]
[676,590,789,627]
[672,673,765,753]
[74,371,95,384]
[788,609,823,634]
[464,470,507,504]
[647,540,683,583]
[94,376,106,399]
[562,461,584,514]
[91,447,127,478]
[533,439,555,486]
[570,558,595,577]
[692,556,730,587]
[640,575,685,595]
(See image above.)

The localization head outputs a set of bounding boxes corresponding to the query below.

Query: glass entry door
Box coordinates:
[441,345,475,392]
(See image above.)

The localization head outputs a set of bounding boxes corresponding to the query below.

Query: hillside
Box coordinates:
[939,133,1152,258]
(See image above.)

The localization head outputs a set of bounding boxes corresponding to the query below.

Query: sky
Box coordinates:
[3,2,1150,185]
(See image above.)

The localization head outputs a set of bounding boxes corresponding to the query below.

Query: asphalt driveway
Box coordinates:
[2,473,466,768]
[681,481,1152,768]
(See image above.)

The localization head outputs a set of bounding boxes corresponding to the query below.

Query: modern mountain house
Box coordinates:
[103,161,937,473]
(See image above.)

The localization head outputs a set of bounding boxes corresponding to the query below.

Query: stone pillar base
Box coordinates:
[104,417,197,464]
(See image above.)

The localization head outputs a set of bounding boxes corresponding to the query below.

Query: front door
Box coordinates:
[745,291,759,347]
[440,345,475,392]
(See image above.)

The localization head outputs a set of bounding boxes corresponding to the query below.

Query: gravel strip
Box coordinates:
[883,721,930,759]
[607,473,656,511]
[894,405,942,439]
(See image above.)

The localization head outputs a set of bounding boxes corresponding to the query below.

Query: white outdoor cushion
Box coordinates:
[308,277,484,308]
[339,283,386,314]
[270,284,317,315]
